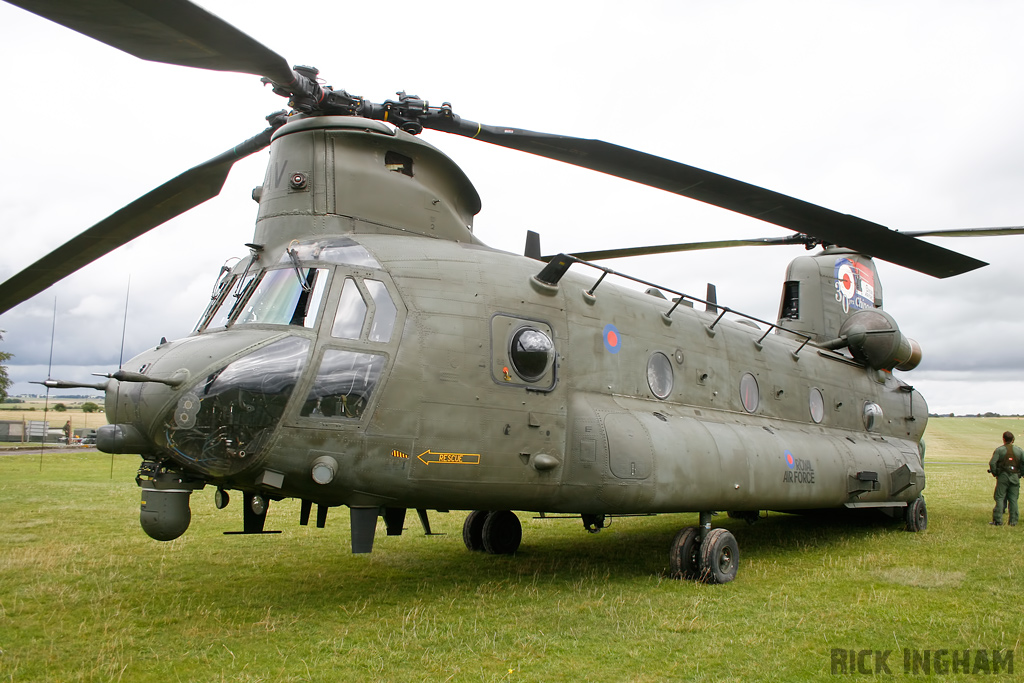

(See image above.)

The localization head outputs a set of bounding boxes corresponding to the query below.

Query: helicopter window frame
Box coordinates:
[233,266,330,328]
[508,326,555,383]
[809,387,825,423]
[194,272,238,333]
[863,402,883,431]
[365,279,398,343]
[299,347,389,420]
[739,372,760,413]
[331,277,369,340]
[162,336,312,476]
[277,237,382,269]
[490,314,558,392]
[647,352,674,400]
[212,270,260,329]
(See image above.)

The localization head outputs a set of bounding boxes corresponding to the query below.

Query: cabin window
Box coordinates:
[365,279,398,343]
[739,373,759,413]
[509,327,554,382]
[301,349,387,419]
[809,387,825,423]
[863,402,883,431]
[647,352,673,399]
[332,278,368,339]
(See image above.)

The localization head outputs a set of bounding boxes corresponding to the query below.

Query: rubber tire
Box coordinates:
[905,497,927,532]
[481,510,523,555]
[462,510,488,551]
[698,528,739,584]
[669,527,702,580]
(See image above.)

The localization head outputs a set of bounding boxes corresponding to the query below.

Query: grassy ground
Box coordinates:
[1,418,1022,682]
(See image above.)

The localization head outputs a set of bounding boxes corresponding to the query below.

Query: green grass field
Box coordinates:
[1,418,1022,682]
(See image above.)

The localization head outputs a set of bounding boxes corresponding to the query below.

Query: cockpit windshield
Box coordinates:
[234,267,328,328]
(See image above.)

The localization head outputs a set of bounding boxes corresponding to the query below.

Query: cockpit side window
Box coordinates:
[194,272,237,332]
[365,279,397,343]
[213,270,259,329]
[331,278,368,339]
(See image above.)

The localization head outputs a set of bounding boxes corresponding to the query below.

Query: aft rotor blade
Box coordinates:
[0,127,276,315]
[6,0,294,83]
[549,226,1024,262]
[902,226,1024,238]
[428,118,985,278]
[550,235,809,262]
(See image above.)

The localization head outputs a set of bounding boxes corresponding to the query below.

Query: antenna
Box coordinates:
[40,297,56,470]
[111,276,131,478]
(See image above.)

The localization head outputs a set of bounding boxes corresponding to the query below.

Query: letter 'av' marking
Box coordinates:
[417,450,481,465]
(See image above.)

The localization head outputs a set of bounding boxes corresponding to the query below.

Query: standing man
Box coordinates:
[989,431,1022,526]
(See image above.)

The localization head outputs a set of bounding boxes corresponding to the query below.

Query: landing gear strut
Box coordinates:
[463,510,522,554]
[670,513,740,584]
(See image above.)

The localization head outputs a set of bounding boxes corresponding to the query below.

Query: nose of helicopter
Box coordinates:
[97,329,311,479]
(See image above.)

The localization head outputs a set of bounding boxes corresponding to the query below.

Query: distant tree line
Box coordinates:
[928,412,1023,418]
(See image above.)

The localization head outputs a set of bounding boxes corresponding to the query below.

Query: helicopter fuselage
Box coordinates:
[97,116,926,563]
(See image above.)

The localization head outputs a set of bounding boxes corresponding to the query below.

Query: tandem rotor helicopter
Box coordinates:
[2,0,1021,584]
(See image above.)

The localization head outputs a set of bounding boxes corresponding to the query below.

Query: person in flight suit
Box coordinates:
[989,431,1022,526]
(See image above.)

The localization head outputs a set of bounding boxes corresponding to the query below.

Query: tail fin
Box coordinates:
[776,247,883,343]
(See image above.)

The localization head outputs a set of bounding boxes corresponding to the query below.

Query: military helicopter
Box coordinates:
[1,0,1018,584]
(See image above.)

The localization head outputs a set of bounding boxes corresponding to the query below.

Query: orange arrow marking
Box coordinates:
[417,450,481,465]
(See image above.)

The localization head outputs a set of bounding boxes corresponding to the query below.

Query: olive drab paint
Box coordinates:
[93,117,927,583]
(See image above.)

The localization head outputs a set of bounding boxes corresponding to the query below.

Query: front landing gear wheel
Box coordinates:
[462,510,489,551]
[669,527,702,579]
[905,496,927,532]
[482,510,522,555]
[698,528,739,584]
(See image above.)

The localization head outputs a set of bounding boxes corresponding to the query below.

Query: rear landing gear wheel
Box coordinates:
[905,496,927,532]
[669,526,702,580]
[462,510,489,551]
[698,528,739,584]
[481,510,522,555]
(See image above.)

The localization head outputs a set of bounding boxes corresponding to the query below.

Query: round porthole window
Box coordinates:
[509,327,554,381]
[647,352,674,399]
[863,402,883,431]
[809,387,825,424]
[740,373,759,413]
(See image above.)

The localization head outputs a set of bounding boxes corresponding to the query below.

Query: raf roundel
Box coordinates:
[837,262,856,299]
[785,450,796,469]
[603,323,622,354]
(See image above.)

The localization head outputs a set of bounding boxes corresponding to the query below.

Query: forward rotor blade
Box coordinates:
[0,127,276,315]
[6,0,294,83]
[429,118,985,278]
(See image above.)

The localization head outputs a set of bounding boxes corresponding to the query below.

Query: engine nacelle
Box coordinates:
[838,309,922,371]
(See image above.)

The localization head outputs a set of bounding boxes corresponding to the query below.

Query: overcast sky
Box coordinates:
[1,0,1023,415]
